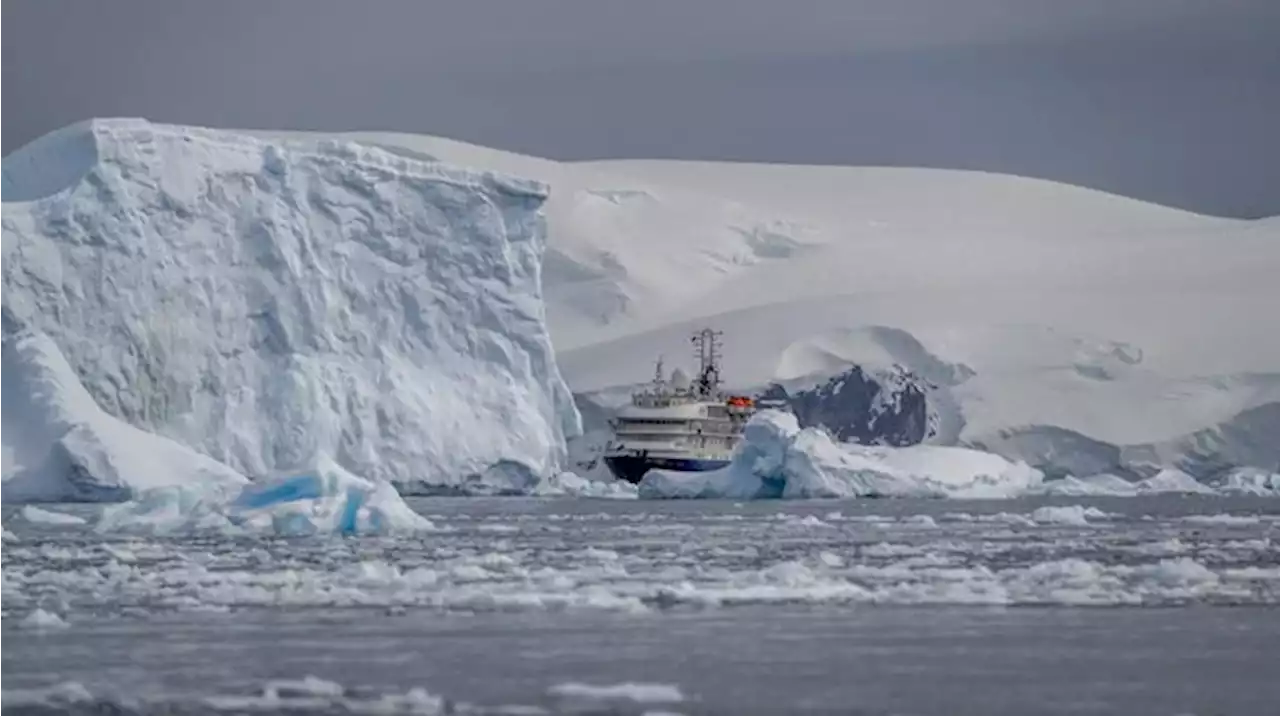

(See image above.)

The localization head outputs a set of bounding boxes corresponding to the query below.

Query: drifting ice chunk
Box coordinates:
[1032,474,1139,496]
[527,471,639,499]
[1214,467,1280,495]
[98,458,433,536]
[1136,469,1218,495]
[19,505,87,526]
[19,609,70,630]
[1030,505,1109,525]
[546,681,685,706]
[639,410,1042,499]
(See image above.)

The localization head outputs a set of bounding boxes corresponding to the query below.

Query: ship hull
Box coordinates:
[604,454,732,484]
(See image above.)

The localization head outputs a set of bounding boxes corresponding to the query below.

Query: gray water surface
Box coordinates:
[4,495,1278,715]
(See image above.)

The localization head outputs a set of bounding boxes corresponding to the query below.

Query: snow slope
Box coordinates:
[262,129,1280,481]
[3,119,580,495]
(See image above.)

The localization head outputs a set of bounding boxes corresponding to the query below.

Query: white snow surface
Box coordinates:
[3,119,579,496]
[639,410,1043,499]
[271,130,1280,477]
[97,458,434,536]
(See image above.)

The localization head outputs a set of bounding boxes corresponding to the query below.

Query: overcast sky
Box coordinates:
[4,0,1278,217]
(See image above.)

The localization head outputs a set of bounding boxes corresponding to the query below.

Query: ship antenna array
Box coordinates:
[691,328,724,397]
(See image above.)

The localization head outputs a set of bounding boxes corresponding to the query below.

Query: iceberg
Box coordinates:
[639,410,1043,499]
[18,608,70,630]
[1029,505,1110,526]
[1031,473,1140,497]
[1213,467,1280,496]
[19,505,88,526]
[97,458,433,536]
[1135,468,1218,495]
[2,119,580,495]
[526,471,638,499]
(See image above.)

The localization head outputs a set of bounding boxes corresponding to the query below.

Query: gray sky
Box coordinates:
[4,0,1278,217]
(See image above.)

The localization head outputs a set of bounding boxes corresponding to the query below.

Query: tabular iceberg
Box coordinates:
[3,119,580,498]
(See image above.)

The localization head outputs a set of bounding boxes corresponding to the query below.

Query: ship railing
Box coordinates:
[615,427,698,439]
[615,427,741,442]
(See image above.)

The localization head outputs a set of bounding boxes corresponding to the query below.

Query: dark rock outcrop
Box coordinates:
[757,365,934,447]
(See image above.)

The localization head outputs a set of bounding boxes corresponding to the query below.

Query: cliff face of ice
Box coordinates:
[2,119,580,492]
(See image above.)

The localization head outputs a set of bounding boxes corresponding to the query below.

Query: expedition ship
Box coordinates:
[602,329,762,484]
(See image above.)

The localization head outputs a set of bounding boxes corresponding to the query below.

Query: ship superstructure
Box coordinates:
[603,329,757,484]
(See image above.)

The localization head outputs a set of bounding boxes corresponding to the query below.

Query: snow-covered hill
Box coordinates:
[2,119,579,498]
[254,127,1280,480]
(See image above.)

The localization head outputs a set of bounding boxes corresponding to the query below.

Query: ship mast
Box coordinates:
[690,328,723,398]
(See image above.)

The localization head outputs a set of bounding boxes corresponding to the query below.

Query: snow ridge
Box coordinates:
[3,119,580,494]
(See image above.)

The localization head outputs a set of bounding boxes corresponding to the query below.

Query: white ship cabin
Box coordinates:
[611,365,756,457]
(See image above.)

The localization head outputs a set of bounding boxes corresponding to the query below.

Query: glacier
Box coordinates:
[2,119,581,499]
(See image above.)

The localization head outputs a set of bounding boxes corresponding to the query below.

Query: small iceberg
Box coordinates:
[1029,505,1110,526]
[98,458,433,536]
[527,471,638,499]
[19,505,88,526]
[1031,474,1139,497]
[19,608,70,630]
[1135,469,1218,495]
[1213,467,1280,496]
[639,410,1042,499]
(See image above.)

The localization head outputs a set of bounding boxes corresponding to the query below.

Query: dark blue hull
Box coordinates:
[604,454,731,484]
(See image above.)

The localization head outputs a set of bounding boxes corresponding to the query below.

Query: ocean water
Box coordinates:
[3,495,1278,715]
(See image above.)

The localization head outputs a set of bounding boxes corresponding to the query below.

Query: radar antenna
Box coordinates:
[690,328,724,398]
